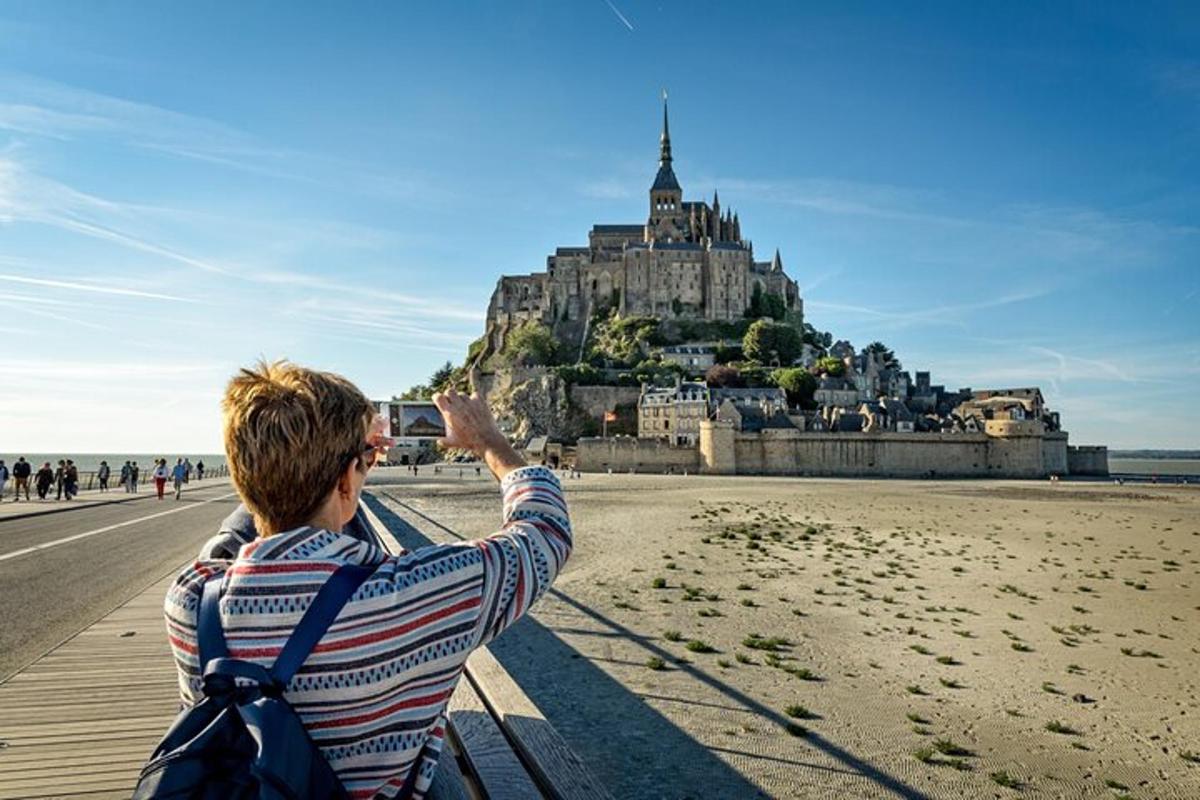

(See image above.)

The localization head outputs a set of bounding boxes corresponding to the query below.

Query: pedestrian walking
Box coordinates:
[64,460,79,500]
[172,458,187,500]
[34,462,53,500]
[54,460,66,500]
[121,461,132,492]
[183,458,192,483]
[195,460,204,481]
[131,461,140,492]
[97,460,110,492]
[12,457,31,500]
[152,459,169,500]
[0,460,8,501]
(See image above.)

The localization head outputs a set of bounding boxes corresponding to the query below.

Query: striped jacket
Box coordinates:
[163,465,571,799]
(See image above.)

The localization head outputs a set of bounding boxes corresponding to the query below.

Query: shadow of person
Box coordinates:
[364,491,930,800]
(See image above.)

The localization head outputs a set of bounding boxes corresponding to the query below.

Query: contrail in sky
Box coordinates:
[0,274,194,302]
[603,0,634,31]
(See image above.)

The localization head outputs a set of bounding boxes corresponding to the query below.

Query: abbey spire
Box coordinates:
[648,90,683,239]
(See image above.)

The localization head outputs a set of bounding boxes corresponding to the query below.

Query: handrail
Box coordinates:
[72,463,230,491]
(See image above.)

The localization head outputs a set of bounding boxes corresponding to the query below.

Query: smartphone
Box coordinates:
[399,402,447,439]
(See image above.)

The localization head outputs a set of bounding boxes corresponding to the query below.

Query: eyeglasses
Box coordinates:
[343,442,380,473]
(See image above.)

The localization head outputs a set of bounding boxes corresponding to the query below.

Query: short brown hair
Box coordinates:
[223,360,374,536]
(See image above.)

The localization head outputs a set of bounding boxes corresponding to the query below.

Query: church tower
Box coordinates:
[648,93,683,241]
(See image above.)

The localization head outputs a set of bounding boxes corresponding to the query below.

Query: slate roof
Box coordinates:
[832,413,866,432]
[711,387,787,404]
[592,224,644,233]
[652,164,681,192]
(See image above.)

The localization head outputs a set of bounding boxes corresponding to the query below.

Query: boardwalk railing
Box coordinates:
[76,464,230,491]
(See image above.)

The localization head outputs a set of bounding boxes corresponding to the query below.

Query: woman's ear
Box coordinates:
[338,459,358,500]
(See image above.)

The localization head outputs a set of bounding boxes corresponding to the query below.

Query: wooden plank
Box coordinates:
[427,735,480,800]
[447,678,542,799]
[465,648,612,800]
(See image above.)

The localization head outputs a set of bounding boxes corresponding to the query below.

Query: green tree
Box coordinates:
[396,384,432,401]
[704,364,743,388]
[815,355,845,377]
[802,322,832,350]
[746,284,787,321]
[771,368,818,409]
[742,319,802,366]
[865,341,901,369]
[429,361,454,392]
[502,322,559,366]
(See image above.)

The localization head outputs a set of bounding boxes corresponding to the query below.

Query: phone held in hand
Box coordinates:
[398,402,447,439]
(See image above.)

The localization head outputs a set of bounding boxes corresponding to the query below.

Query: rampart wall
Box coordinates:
[575,437,699,472]
[1067,445,1109,476]
[578,426,1074,479]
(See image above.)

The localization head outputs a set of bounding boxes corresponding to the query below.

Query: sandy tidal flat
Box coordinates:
[374,473,1200,800]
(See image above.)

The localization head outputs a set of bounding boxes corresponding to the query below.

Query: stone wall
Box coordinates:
[568,385,642,418]
[575,436,699,473]
[1068,445,1109,476]
[579,426,1084,479]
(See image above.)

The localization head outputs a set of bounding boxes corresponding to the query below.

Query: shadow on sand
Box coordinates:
[365,490,930,800]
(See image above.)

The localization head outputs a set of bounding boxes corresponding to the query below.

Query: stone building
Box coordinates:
[482,99,803,359]
[639,381,709,445]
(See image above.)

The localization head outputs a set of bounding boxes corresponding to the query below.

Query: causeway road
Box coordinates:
[0,482,240,681]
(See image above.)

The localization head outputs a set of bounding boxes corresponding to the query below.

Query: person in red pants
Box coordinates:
[152,458,169,499]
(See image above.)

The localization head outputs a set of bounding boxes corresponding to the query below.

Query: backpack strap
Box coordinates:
[269,564,375,685]
[198,573,231,670]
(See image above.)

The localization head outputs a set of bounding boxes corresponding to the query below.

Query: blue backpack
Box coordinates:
[133,564,375,799]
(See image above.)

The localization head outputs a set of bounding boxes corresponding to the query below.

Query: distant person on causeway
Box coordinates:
[11,458,31,501]
[160,360,572,799]
[152,459,169,499]
[34,462,53,500]
[171,458,187,500]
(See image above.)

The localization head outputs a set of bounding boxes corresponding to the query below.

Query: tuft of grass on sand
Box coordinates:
[685,639,716,653]
[1180,750,1200,764]
[785,704,817,720]
[989,771,1023,789]
[742,634,791,652]
[933,738,973,757]
[905,684,929,696]
[651,577,667,589]
[645,657,666,671]
[663,630,683,642]
[1044,720,1080,735]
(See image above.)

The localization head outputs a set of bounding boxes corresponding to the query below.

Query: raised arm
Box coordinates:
[432,389,573,644]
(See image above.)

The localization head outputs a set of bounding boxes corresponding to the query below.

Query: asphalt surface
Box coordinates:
[0,482,240,681]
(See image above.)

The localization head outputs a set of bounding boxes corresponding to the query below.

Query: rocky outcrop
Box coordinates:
[487,370,593,445]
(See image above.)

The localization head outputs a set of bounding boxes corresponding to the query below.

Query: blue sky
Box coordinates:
[1,1,1196,452]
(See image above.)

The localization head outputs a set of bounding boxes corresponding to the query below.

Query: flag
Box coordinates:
[603,410,618,422]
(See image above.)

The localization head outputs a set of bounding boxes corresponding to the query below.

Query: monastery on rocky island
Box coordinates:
[483,98,801,357]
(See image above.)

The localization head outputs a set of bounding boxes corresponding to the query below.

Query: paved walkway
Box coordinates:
[0,478,230,522]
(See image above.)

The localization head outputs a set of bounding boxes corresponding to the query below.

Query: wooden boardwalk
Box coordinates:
[0,495,612,799]
[0,576,177,799]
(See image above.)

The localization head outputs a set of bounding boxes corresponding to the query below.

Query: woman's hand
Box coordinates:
[432,389,507,456]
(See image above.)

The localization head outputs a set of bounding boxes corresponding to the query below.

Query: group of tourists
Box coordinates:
[0,458,80,502]
[148,458,203,500]
[0,456,206,502]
